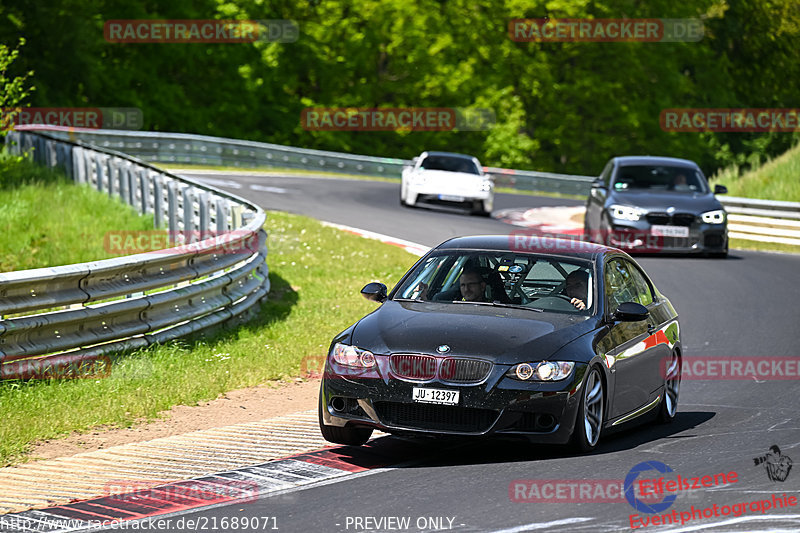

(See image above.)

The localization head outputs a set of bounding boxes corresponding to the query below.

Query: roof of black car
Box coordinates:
[613,155,700,168]
[434,234,614,260]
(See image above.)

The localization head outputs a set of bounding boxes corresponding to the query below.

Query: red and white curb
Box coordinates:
[493,206,585,235]
[0,442,407,533]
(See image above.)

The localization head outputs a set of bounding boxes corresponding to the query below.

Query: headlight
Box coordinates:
[479,180,492,192]
[701,209,726,224]
[332,343,376,368]
[506,361,575,381]
[609,204,645,222]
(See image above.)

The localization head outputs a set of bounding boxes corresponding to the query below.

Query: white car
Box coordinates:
[400,151,494,216]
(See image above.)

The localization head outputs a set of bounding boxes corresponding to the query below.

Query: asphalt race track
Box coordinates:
[137,171,800,532]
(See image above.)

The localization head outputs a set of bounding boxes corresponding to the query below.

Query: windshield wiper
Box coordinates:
[452,300,544,312]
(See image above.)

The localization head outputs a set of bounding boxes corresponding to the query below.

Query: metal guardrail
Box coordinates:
[48,127,799,245]
[720,196,800,246]
[1,127,270,379]
[43,128,598,196]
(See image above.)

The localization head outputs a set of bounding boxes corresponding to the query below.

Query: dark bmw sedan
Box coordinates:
[583,156,729,257]
[319,236,682,452]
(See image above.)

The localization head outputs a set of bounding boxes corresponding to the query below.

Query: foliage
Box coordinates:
[0,0,798,177]
[0,38,34,133]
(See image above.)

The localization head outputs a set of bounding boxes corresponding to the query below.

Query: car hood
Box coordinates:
[349,300,598,365]
[610,190,722,212]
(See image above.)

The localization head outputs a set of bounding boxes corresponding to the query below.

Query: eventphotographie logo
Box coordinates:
[753,445,793,482]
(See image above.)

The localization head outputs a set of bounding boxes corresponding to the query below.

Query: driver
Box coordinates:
[414,267,487,302]
[458,268,487,302]
[565,270,589,310]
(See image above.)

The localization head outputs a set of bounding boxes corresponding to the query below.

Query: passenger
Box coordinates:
[565,270,589,310]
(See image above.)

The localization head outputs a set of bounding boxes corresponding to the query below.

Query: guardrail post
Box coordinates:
[199,192,210,235]
[137,168,148,215]
[95,154,105,193]
[118,161,129,205]
[215,199,230,233]
[230,204,243,230]
[167,180,178,242]
[183,185,197,242]
[73,147,86,184]
[153,174,164,228]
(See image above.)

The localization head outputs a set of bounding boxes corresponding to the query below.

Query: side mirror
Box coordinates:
[591,177,606,189]
[612,302,649,322]
[714,184,728,195]
[361,282,387,303]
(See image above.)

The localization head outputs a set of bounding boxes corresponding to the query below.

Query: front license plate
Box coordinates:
[651,225,689,238]
[438,194,464,202]
[412,387,459,405]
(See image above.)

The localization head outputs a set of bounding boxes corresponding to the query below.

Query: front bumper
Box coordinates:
[407,184,493,209]
[598,219,727,253]
[320,358,588,444]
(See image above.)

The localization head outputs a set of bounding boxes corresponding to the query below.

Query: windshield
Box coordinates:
[394,251,594,315]
[612,165,708,193]
[420,155,481,175]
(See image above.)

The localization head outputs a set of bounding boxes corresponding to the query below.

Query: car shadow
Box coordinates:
[315,410,716,470]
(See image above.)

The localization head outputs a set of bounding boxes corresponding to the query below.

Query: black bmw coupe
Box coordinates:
[319,236,682,452]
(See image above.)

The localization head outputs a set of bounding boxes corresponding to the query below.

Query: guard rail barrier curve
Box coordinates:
[0,127,270,379]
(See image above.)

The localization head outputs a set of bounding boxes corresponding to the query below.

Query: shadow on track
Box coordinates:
[309,410,716,471]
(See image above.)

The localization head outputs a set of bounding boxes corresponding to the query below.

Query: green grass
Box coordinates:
[710,143,800,202]
[0,156,157,272]
[728,238,800,255]
[0,211,417,465]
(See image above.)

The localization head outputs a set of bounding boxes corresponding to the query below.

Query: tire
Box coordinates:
[318,392,373,446]
[710,243,728,259]
[657,351,681,424]
[571,365,605,452]
[470,200,490,217]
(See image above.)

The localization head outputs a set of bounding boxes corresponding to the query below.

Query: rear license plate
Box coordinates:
[412,387,459,405]
[651,225,689,238]
[438,194,464,202]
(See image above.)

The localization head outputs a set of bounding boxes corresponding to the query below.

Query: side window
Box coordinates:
[627,262,654,306]
[605,259,638,314]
